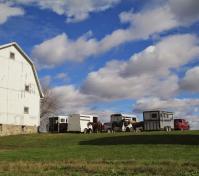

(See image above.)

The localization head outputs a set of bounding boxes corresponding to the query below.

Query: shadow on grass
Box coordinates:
[79,134,199,145]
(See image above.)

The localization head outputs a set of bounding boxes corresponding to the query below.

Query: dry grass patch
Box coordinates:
[0,160,199,176]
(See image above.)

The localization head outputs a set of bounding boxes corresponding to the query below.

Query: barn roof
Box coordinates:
[0,42,44,98]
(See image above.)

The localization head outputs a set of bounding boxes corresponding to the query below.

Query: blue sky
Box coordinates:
[0,0,199,128]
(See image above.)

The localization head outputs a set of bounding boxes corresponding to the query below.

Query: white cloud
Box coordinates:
[122,34,199,77]
[52,85,97,113]
[168,0,199,25]
[33,4,180,67]
[3,0,120,23]
[32,0,199,67]
[133,97,199,113]
[81,62,179,100]
[180,66,199,92]
[81,34,199,100]
[32,32,98,67]
[0,3,24,24]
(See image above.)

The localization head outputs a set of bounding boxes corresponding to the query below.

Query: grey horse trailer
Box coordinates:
[143,110,174,131]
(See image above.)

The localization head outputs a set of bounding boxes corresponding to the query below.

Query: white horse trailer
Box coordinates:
[49,116,68,133]
[68,114,93,133]
[143,110,174,131]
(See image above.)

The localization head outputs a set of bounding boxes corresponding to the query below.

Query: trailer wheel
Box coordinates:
[107,129,111,133]
[126,127,130,132]
[88,129,92,134]
[165,126,170,132]
[83,128,87,134]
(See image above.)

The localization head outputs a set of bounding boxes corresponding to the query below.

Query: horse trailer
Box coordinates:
[143,110,174,131]
[67,114,93,133]
[48,116,68,133]
[110,113,138,132]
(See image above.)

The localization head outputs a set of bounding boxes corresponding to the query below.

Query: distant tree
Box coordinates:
[40,85,61,118]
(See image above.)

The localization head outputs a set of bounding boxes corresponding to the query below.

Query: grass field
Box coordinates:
[0,131,199,176]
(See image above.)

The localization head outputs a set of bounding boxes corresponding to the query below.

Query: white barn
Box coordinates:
[0,42,43,136]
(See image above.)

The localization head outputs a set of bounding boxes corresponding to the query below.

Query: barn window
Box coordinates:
[10,52,15,59]
[24,107,29,114]
[25,85,30,92]
[21,125,26,132]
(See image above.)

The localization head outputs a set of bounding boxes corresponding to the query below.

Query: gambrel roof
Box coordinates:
[0,42,44,98]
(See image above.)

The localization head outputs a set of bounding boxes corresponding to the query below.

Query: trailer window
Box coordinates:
[132,118,136,121]
[60,119,65,123]
[168,114,173,119]
[164,114,168,118]
[151,113,157,118]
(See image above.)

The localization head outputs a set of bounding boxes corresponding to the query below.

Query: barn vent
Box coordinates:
[24,107,29,114]
[10,52,15,59]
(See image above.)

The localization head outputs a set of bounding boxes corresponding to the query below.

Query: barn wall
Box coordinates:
[0,45,41,132]
[0,124,37,136]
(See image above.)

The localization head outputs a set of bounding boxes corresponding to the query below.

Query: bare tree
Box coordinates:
[40,85,61,118]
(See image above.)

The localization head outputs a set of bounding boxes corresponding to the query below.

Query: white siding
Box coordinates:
[0,46,41,126]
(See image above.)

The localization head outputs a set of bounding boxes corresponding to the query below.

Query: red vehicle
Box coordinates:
[174,119,190,130]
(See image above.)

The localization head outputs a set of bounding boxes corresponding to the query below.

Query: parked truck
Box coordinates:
[67,114,93,133]
[143,110,174,131]
[174,119,190,130]
[103,122,113,133]
[110,113,138,132]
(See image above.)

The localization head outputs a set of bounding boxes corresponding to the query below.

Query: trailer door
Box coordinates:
[49,117,58,132]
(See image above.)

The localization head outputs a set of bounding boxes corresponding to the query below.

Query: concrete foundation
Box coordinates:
[0,124,37,136]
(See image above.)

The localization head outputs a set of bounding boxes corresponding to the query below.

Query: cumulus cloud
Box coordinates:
[52,85,97,113]
[122,34,199,77]
[168,0,199,25]
[0,2,24,24]
[133,97,199,113]
[2,0,120,23]
[32,4,180,67]
[32,0,199,67]
[81,34,199,100]
[81,63,179,100]
[32,32,98,67]
[180,66,199,92]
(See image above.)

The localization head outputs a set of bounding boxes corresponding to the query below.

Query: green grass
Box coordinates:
[0,131,199,175]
